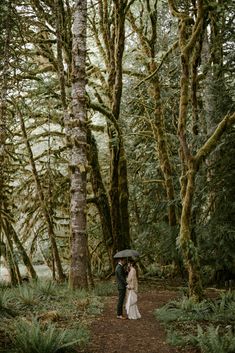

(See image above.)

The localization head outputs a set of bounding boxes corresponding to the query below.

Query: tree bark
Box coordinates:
[108,0,130,253]
[68,0,88,289]
[87,129,113,265]
[0,1,23,286]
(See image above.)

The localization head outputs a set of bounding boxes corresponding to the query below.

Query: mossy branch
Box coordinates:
[88,99,121,135]
[195,112,235,166]
[136,40,178,88]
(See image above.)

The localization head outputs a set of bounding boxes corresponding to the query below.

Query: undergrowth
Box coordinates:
[10,317,89,353]
[0,280,114,352]
[155,290,235,353]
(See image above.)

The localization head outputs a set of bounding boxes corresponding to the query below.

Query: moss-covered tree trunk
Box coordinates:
[68,0,88,289]
[168,0,206,300]
[179,159,203,300]
[0,1,24,286]
[168,0,235,301]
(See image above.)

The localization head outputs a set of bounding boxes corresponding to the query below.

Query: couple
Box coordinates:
[115,258,141,320]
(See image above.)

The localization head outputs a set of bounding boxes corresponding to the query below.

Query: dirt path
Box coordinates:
[79,287,197,353]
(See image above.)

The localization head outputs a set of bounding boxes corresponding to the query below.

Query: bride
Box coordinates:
[125,259,141,319]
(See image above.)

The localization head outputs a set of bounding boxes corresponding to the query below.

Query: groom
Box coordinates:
[115,258,127,319]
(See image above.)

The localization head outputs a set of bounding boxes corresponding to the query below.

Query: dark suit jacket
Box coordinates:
[115,263,127,290]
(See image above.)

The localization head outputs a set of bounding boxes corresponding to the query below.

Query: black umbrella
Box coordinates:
[113,249,140,259]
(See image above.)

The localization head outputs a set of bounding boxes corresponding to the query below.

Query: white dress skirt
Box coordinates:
[125,289,141,319]
[125,267,141,319]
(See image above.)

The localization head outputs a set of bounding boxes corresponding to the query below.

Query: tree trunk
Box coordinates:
[5,235,21,285]
[68,0,88,290]
[168,0,235,301]
[88,129,113,264]
[108,1,130,253]
[8,222,38,280]
[0,1,22,286]
[179,159,203,300]
[168,0,206,300]
[18,109,65,282]
[91,0,130,254]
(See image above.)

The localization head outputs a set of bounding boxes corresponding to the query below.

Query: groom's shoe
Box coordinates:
[117,315,126,319]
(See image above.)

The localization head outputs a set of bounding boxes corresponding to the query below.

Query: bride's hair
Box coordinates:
[128,259,139,278]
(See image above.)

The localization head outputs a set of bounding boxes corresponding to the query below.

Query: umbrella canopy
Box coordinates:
[113,249,140,259]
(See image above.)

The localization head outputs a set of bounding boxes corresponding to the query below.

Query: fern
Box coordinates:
[11,317,89,353]
[15,284,38,306]
[195,324,235,353]
[30,280,57,298]
[155,296,212,322]
[0,288,16,317]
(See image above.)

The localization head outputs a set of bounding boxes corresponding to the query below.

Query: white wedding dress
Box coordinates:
[125,267,141,319]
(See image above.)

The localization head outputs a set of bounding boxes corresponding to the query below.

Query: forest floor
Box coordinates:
[79,278,199,353]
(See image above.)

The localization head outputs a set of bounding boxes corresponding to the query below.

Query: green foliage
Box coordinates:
[0,280,109,351]
[194,325,235,353]
[11,318,89,353]
[92,281,116,297]
[30,280,58,299]
[155,296,212,322]
[156,291,235,352]
[0,288,16,317]
[86,297,104,316]
[166,327,193,348]
[15,284,38,307]
[0,288,12,308]
[156,291,235,324]
[166,325,235,353]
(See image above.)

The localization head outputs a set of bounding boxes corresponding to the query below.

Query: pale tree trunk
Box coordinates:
[0,0,10,262]
[68,0,88,290]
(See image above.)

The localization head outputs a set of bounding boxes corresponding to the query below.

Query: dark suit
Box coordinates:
[115,262,127,316]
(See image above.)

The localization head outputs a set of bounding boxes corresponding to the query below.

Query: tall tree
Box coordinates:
[0,0,23,284]
[88,0,133,256]
[68,0,88,289]
[168,0,235,300]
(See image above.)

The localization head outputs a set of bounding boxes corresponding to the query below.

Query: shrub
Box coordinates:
[30,280,57,298]
[155,296,212,322]
[15,284,38,306]
[11,317,89,353]
[195,325,235,353]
